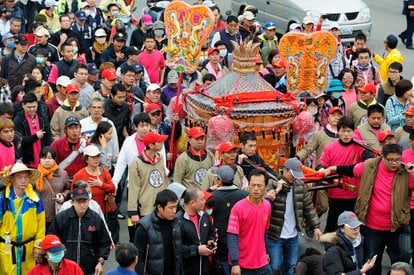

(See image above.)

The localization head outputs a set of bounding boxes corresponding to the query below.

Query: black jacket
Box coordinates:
[211,186,247,260]
[321,231,364,275]
[178,210,215,275]
[0,50,36,87]
[103,97,130,147]
[47,207,111,274]
[134,211,183,275]
[238,150,279,180]
[13,111,52,166]
[100,44,128,68]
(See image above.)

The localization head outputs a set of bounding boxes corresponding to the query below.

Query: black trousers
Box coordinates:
[325,198,357,233]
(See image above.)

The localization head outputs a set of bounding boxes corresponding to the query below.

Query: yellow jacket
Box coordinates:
[0,184,45,275]
[39,9,60,33]
[99,0,131,16]
[373,48,404,82]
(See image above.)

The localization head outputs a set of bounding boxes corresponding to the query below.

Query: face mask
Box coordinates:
[205,209,213,215]
[73,47,78,54]
[112,11,119,18]
[153,29,164,37]
[219,49,227,57]
[307,107,318,115]
[6,41,14,49]
[331,91,342,99]
[96,38,106,45]
[35,57,45,64]
[47,250,65,264]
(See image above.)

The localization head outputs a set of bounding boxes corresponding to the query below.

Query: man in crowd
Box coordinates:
[80,98,118,148]
[267,158,321,275]
[50,82,88,140]
[51,116,86,178]
[103,83,130,148]
[373,34,404,82]
[106,243,139,275]
[395,105,414,150]
[0,162,45,275]
[92,68,117,101]
[138,32,166,86]
[48,42,80,87]
[134,189,183,274]
[211,165,248,274]
[48,186,111,274]
[47,75,69,115]
[50,14,83,53]
[323,144,413,275]
[353,104,391,151]
[28,27,59,63]
[210,15,242,56]
[13,92,51,168]
[73,63,94,110]
[348,83,379,128]
[174,126,215,188]
[377,62,404,106]
[0,34,35,87]
[128,131,169,236]
[227,169,272,274]
[101,33,128,68]
[179,187,216,274]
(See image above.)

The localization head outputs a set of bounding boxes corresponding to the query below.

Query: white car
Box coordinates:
[231,0,372,44]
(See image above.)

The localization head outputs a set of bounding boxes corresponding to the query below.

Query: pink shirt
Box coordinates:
[0,141,15,171]
[402,149,414,209]
[25,113,41,168]
[342,88,358,114]
[227,198,271,269]
[320,141,365,199]
[353,159,414,230]
[138,50,165,84]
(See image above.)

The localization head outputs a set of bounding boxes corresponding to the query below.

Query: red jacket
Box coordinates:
[27,259,84,275]
[51,137,86,178]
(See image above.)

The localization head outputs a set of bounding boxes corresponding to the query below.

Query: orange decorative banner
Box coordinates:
[164,1,215,73]
[279,31,338,97]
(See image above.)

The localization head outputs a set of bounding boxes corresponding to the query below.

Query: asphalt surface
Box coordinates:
[103,0,409,273]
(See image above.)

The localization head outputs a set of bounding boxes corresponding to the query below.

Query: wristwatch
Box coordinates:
[97,258,104,266]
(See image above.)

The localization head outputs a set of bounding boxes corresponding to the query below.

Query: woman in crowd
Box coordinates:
[67,37,87,65]
[32,67,53,101]
[321,211,376,274]
[259,49,280,79]
[71,144,118,244]
[89,121,118,174]
[35,146,70,229]
[0,118,15,172]
[338,68,358,113]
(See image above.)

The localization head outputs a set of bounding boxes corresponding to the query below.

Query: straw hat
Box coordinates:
[2,162,40,186]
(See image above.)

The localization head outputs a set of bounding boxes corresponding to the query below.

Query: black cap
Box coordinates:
[126,46,139,57]
[64,116,80,127]
[386,34,398,49]
[71,187,89,200]
[113,32,126,42]
[15,35,28,45]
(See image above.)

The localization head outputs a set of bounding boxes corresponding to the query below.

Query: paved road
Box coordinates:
[103,0,410,272]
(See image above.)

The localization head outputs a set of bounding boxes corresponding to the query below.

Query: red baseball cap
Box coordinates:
[378,130,394,143]
[144,103,162,113]
[41,235,65,253]
[274,60,286,68]
[143,131,168,146]
[187,127,205,139]
[328,107,343,116]
[405,106,414,116]
[101,68,117,81]
[218,141,238,153]
[208,47,219,56]
[65,83,80,94]
[359,83,377,93]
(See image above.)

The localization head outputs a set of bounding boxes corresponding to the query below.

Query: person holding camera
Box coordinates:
[178,186,216,275]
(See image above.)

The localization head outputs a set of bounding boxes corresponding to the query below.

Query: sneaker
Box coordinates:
[117,212,126,219]
[305,226,314,239]
[399,33,407,45]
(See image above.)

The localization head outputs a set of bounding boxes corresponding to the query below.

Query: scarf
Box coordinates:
[36,163,59,192]
[355,63,370,72]
[93,41,108,54]
[336,229,359,269]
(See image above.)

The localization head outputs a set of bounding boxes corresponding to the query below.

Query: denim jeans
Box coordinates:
[241,264,272,275]
[362,225,411,275]
[267,235,299,275]
[218,260,231,275]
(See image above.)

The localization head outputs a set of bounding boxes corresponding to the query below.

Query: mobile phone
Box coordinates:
[371,255,377,263]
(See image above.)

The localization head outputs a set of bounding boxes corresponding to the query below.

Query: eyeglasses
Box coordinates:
[385,157,401,164]
[388,70,400,74]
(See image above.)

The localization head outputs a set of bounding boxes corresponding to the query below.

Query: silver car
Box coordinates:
[231,0,372,43]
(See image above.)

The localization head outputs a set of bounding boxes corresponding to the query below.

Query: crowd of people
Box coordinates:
[0,0,413,274]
